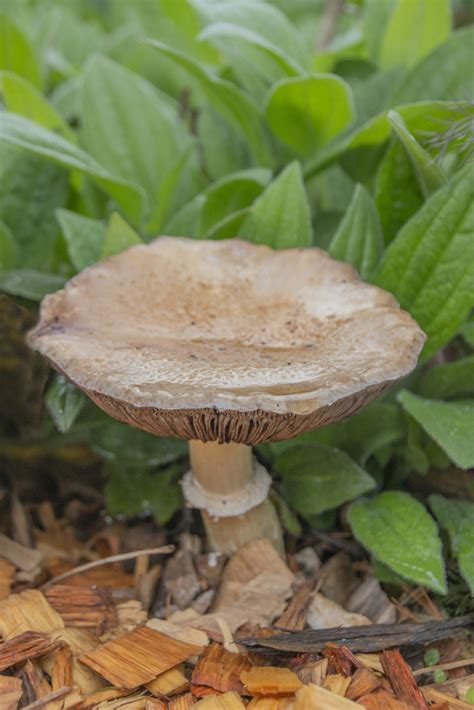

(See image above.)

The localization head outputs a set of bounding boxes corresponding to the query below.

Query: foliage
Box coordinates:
[0,0,473,599]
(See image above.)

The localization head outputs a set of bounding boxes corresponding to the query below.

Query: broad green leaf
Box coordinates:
[459,518,474,595]
[375,164,474,360]
[364,0,397,63]
[0,71,74,140]
[275,444,375,516]
[105,461,183,524]
[349,491,447,593]
[461,319,474,348]
[147,145,198,234]
[398,390,474,470]
[388,111,445,197]
[429,494,474,556]
[101,213,142,259]
[56,209,105,272]
[374,139,424,245]
[165,195,206,238]
[329,184,383,279]
[417,356,474,400]
[90,418,186,465]
[239,161,311,248]
[81,55,189,215]
[390,27,474,104]
[0,144,69,270]
[0,269,65,301]
[265,75,354,156]
[206,208,251,240]
[270,490,302,536]
[200,168,271,236]
[403,415,430,475]
[0,113,143,223]
[379,0,450,70]
[145,39,270,165]
[46,374,85,433]
[198,105,252,181]
[0,219,16,269]
[0,12,40,87]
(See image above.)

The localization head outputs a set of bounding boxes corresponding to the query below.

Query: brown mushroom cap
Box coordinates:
[28,237,425,444]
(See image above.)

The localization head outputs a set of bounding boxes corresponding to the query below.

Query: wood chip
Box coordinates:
[319,552,358,607]
[79,626,203,688]
[0,589,64,639]
[0,558,15,599]
[146,664,189,696]
[307,593,371,630]
[145,700,168,710]
[296,657,328,686]
[380,649,429,710]
[0,631,59,671]
[324,673,352,696]
[17,660,51,703]
[358,690,415,709]
[421,687,472,709]
[192,643,253,694]
[169,692,195,709]
[294,683,364,708]
[275,581,313,631]
[0,675,23,710]
[45,583,117,634]
[44,627,105,695]
[21,686,83,709]
[76,687,134,708]
[346,668,381,701]
[50,644,73,690]
[147,617,209,648]
[192,692,247,708]
[240,667,302,696]
[247,698,295,709]
[345,577,396,624]
[0,533,43,573]
[355,655,384,674]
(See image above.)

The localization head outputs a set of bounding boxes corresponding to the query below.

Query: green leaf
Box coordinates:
[165,195,206,238]
[374,139,424,245]
[0,219,16,269]
[388,110,445,197]
[0,144,69,270]
[90,418,186,466]
[265,75,354,156]
[270,490,302,536]
[349,491,447,594]
[458,518,474,595]
[429,494,474,556]
[390,27,474,104]
[105,461,183,524]
[45,374,85,433]
[364,0,397,64]
[460,319,474,348]
[101,213,142,259]
[0,12,41,87]
[239,161,311,248]
[375,164,474,360]
[0,71,74,140]
[417,356,474,400]
[328,184,383,280]
[205,208,251,241]
[0,113,143,223]
[379,0,451,70]
[56,209,105,272]
[80,55,190,216]
[275,444,375,517]
[398,390,474,470]
[0,269,65,301]
[145,39,270,165]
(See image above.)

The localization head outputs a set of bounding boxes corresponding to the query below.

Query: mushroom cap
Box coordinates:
[28,237,425,444]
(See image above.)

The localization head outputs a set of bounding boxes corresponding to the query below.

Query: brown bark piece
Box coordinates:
[275,581,313,631]
[145,700,168,710]
[50,644,73,690]
[346,668,381,701]
[168,693,195,709]
[0,631,59,671]
[324,644,364,676]
[79,626,202,688]
[0,675,23,710]
[294,683,364,708]
[0,558,15,599]
[17,660,51,703]
[192,685,224,698]
[192,692,247,708]
[45,583,117,634]
[192,644,253,693]
[380,649,429,710]
[0,589,64,640]
[358,690,414,709]
[240,667,302,697]
[324,673,352,696]
[146,664,189,696]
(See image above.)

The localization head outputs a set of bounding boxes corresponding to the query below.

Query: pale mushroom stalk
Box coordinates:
[187,440,284,554]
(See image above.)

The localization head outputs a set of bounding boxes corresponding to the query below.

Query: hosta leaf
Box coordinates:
[0,219,16,269]
[275,444,375,516]
[329,184,383,280]
[101,213,142,259]
[416,356,474,400]
[0,12,41,87]
[375,163,474,360]
[379,0,450,70]
[56,208,105,272]
[265,74,354,155]
[165,194,206,238]
[239,161,311,248]
[349,492,447,594]
[0,270,65,301]
[459,519,474,595]
[398,390,474,470]
[0,113,144,223]
[46,374,85,433]
[429,494,474,556]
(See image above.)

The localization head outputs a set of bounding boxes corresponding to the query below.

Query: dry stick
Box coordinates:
[315,0,345,51]
[413,656,474,677]
[22,687,74,709]
[41,545,174,589]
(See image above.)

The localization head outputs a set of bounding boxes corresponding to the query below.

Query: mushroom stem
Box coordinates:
[188,440,284,555]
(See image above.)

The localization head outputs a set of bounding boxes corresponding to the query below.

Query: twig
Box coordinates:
[315,0,344,51]
[413,656,474,677]
[41,545,175,589]
[22,687,74,709]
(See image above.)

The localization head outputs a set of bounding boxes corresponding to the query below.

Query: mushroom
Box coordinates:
[28,238,425,554]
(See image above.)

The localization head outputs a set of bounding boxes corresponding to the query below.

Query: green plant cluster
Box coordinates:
[0,0,473,599]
